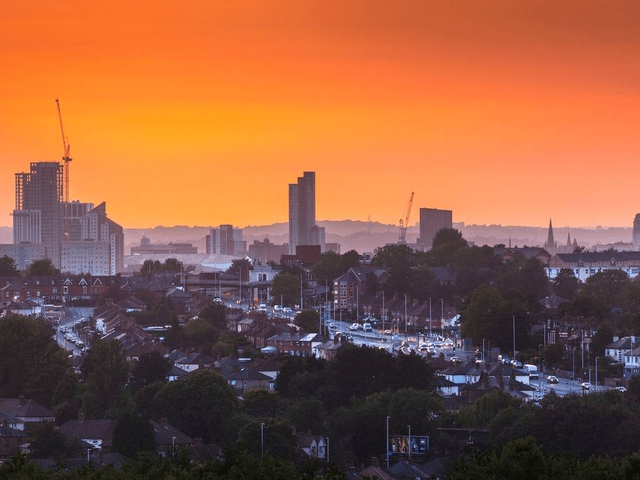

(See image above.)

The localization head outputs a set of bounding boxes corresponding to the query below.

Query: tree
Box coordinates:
[311,250,360,285]
[272,272,301,307]
[462,285,528,353]
[0,255,19,276]
[129,351,172,393]
[153,369,238,443]
[582,269,630,318]
[81,338,131,418]
[29,421,84,459]
[112,413,156,457]
[428,228,469,266]
[163,257,183,272]
[242,389,283,419]
[294,309,320,333]
[198,300,227,330]
[227,258,252,280]
[553,268,580,300]
[24,258,58,276]
[0,314,75,407]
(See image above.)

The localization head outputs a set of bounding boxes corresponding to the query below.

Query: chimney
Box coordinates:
[18,395,26,407]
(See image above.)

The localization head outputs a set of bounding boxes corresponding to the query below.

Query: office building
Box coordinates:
[206,225,242,255]
[289,171,325,254]
[417,208,453,250]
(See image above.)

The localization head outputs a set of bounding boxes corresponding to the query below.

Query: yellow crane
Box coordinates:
[55,98,72,203]
[398,192,415,244]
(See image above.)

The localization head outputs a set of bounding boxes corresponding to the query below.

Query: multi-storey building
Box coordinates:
[289,172,324,254]
[8,162,124,274]
[206,225,243,255]
[13,162,64,267]
[417,208,452,250]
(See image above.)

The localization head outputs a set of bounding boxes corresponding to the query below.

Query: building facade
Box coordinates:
[13,162,64,267]
[417,208,452,250]
[289,172,321,254]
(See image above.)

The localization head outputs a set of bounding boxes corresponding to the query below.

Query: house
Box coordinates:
[623,347,640,379]
[297,433,327,460]
[60,418,116,452]
[432,376,460,396]
[266,333,322,357]
[167,364,190,382]
[175,352,212,372]
[152,418,194,457]
[547,251,640,281]
[227,368,274,394]
[333,266,387,311]
[0,397,55,428]
[605,336,639,364]
[0,425,27,460]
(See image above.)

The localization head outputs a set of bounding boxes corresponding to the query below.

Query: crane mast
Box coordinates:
[55,98,72,203]
[398,192,415,244]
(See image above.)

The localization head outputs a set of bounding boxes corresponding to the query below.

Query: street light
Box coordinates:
[596,356,599,391]
[261,422,265,461]
[386,416,390,468]
[407,424,411,461]
[404,294,408,342]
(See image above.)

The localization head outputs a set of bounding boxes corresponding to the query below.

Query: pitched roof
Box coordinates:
[60,419,117,447]
[151,419,193,446]
[0,398,55,419]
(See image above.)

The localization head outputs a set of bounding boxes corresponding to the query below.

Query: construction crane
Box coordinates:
[398,192,415,244]
[55,98,72,203]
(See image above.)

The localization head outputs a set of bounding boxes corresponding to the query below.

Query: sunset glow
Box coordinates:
[1,0,638,229]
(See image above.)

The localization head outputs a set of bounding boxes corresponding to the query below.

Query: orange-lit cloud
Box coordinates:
[0,0,638,230]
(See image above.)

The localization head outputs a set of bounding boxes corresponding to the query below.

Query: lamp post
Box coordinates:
[261,422,265,461]
[512,315,516,360]
[326,436,329,464]
[407,424,411,461]
[172,436,176,458]
[381,291,385,334]
[404,294,408,342]
[356,285,359,322]
[429,297,432,338]
[596,356,599,391]
[386,416,390,469]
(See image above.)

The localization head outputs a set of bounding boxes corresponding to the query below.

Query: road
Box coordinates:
[55,306,95,355]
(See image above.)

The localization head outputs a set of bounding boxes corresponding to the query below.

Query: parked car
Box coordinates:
[350,323,362,331]
[616,386,627,393]
[581,382,592,390]
[328,323,337,330]
[258,304,268,313]
[383,329,392,335]
[362,322,373,332]
[283,307,293,315]
[547,375,559,384]
[450,356,461,362]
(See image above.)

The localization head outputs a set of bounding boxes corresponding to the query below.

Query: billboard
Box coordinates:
[388,435,429,459]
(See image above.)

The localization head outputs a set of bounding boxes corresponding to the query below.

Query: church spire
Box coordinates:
[545,218,556,253]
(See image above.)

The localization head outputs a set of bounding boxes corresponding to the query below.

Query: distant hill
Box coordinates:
[121,221,633,255]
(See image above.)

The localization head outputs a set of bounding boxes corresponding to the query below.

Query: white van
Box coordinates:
[524,364,539,380]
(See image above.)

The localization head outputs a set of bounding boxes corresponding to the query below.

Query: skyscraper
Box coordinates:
[11,161,123,274]
[288,171,317,254]
[13,162,64,267]
[417,208,453,250]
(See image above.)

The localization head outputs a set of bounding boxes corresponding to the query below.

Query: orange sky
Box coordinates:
[1,0,638,229]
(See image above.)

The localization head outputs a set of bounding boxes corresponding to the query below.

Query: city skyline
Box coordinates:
[1,1,638,229]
